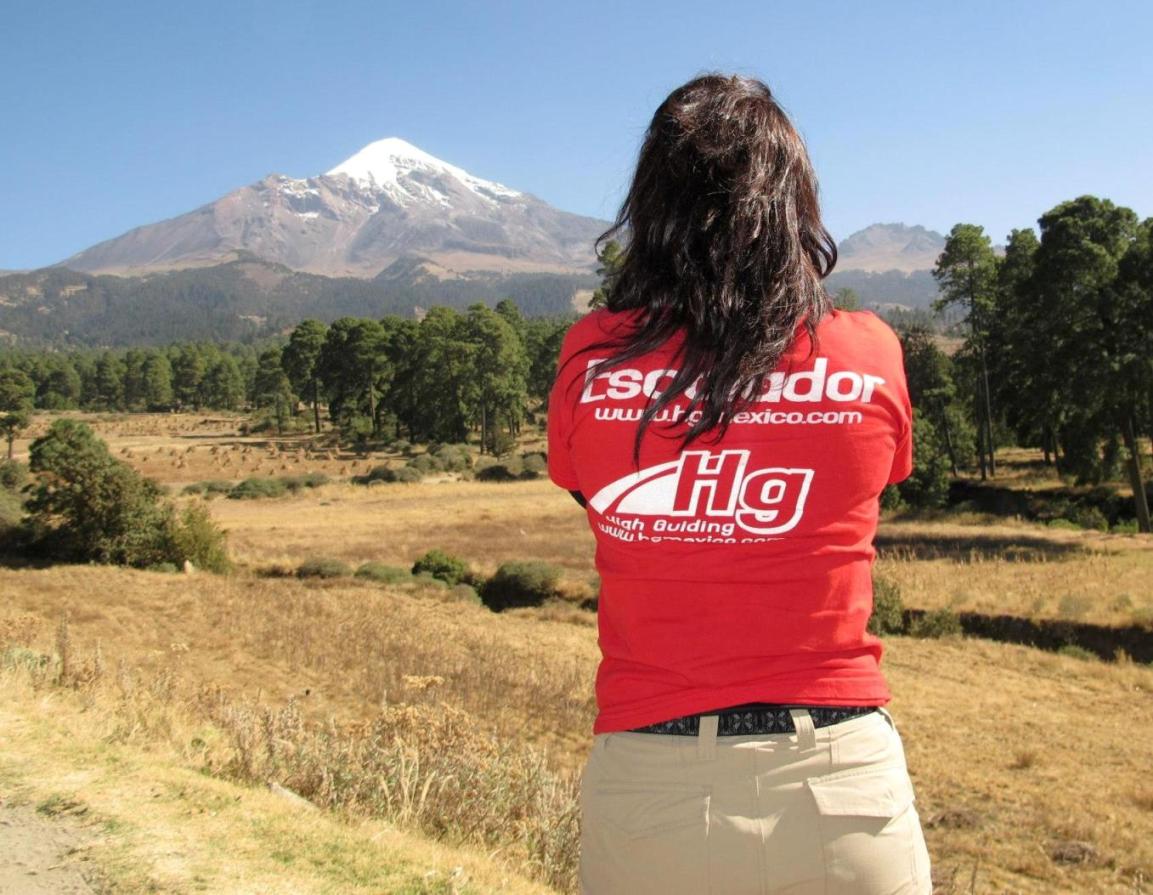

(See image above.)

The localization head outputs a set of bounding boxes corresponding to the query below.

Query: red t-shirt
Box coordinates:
[547,306,914,734]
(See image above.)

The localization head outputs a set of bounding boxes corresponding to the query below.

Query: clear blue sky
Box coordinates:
[3,0,1150,270]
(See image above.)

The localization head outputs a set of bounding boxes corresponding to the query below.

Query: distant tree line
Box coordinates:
[0,298,576,455]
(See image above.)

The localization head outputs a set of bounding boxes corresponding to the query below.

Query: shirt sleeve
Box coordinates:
[547,328,583,491]
[886,338,914,486]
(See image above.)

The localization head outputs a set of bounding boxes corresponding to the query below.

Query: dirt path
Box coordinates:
[0,797,100,895]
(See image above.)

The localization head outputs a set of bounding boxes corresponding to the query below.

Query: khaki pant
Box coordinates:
[578,706,932,894]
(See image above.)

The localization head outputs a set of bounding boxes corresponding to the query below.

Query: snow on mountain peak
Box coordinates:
[324,137,522,205]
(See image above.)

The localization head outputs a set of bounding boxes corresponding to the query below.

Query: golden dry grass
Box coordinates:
[4,410,1153,893]
[0,664,557,894]
[4,562,1153,892]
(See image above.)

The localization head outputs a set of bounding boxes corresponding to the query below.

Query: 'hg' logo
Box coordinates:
[588,450,814,535]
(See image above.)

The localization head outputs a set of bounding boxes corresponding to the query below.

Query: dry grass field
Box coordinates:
[2,410,1152,894]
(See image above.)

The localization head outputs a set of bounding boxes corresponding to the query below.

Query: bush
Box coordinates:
[879,483,904,513]
[165,501,232,574]
[354,463,424,485]
[0,489,24,540]
[413,571,450,589]
[521,452,547,476]
[1111,518,1140,534]
[281,471,330,492]
[228,477,288,500]
[145,562,179,574]
[354,562,413,584]
[433,443,472,472]
[1057,644,1097,661]
[297,557,352,579]
[490,431,517,456]
[1046,518,1082,531]
[182,482,207,495]
[448,583,482,604]
[1057,593,1091,619]
[0,459,28,492]
[867,575,905,636]
[0,646,51,672]
[203,480,234,496]
[1067,504,1109,532]
[411,549,472,587]
[22,419,180,567]
[393,440,413,455]
[479,560,563,612]
[408,453,444,474]
[476,463,519,482]
[352,465,392,485]
[908,608,963,639]
[895,415,951,509]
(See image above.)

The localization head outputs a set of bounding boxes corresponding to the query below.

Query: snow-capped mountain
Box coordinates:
[57,137,609,278]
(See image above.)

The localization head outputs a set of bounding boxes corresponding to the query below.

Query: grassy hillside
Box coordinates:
[0,660,556,894]
[2,411,1152,892]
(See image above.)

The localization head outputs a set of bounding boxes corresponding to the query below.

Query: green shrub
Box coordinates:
[408,453,443,474]
[23,419,179,567]
[479,560,563,612]
[411,549,472,586]
[1111,518,1139,534]
[1057,593,1091,619]
[280,475,308,493]
[203,480,234,495]
[894,415,950,509]
[354,464,423,484]
[165,501,232,574]
[476,463,519,482]
[393,440,413,455]
[867,575,906,636]
[490,431,517,456]
[433,443,472,472]
[353,465,392,485]
[182,482,207,495]
[228,477,288,500]
[1056,644,1097,661]
[145,562,180,574]
[297,557,352,579]
[280,472,331,492]
[0,646,50,671]
[1046,518,1081,531]
[879,483,905,512]
[521,453,547,475]
[0,489,25,540]
[354,562,413,584]
[908,608,963,639]
[448,583,482,604]
[0,459,29,492]
[413,571,450,589]
[1067,504,1109,532]
[1110,593,1135,612]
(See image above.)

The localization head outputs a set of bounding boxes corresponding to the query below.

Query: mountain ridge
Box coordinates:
[51,138,953,283]
[56,137,608,279]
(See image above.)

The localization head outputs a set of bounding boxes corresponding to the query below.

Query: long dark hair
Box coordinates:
[563,72,838,469]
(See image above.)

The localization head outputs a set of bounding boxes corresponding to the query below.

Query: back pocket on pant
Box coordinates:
[805,763,924,892]
[806,761,914,817]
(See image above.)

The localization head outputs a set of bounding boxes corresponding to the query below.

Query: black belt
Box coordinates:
[626,703,880,736]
